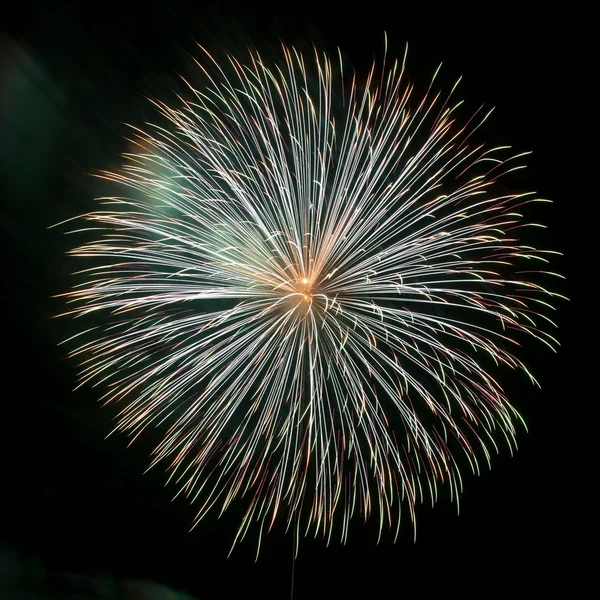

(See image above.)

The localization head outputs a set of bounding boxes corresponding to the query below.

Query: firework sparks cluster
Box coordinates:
[59,43,562,553]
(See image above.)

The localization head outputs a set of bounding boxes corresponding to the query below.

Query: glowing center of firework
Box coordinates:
[280,276,318,313]
[298,277,315,301]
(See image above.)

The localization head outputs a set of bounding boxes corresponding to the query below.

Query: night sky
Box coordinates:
[1,2,583,598]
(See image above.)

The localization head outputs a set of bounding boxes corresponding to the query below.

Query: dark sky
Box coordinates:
[1,2,584,598]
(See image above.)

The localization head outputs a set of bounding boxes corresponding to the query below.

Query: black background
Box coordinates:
[1,1,585,598]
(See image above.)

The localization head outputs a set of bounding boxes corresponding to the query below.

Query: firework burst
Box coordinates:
[57,41,562,554]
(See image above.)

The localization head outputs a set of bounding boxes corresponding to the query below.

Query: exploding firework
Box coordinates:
[58,41,562,554]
